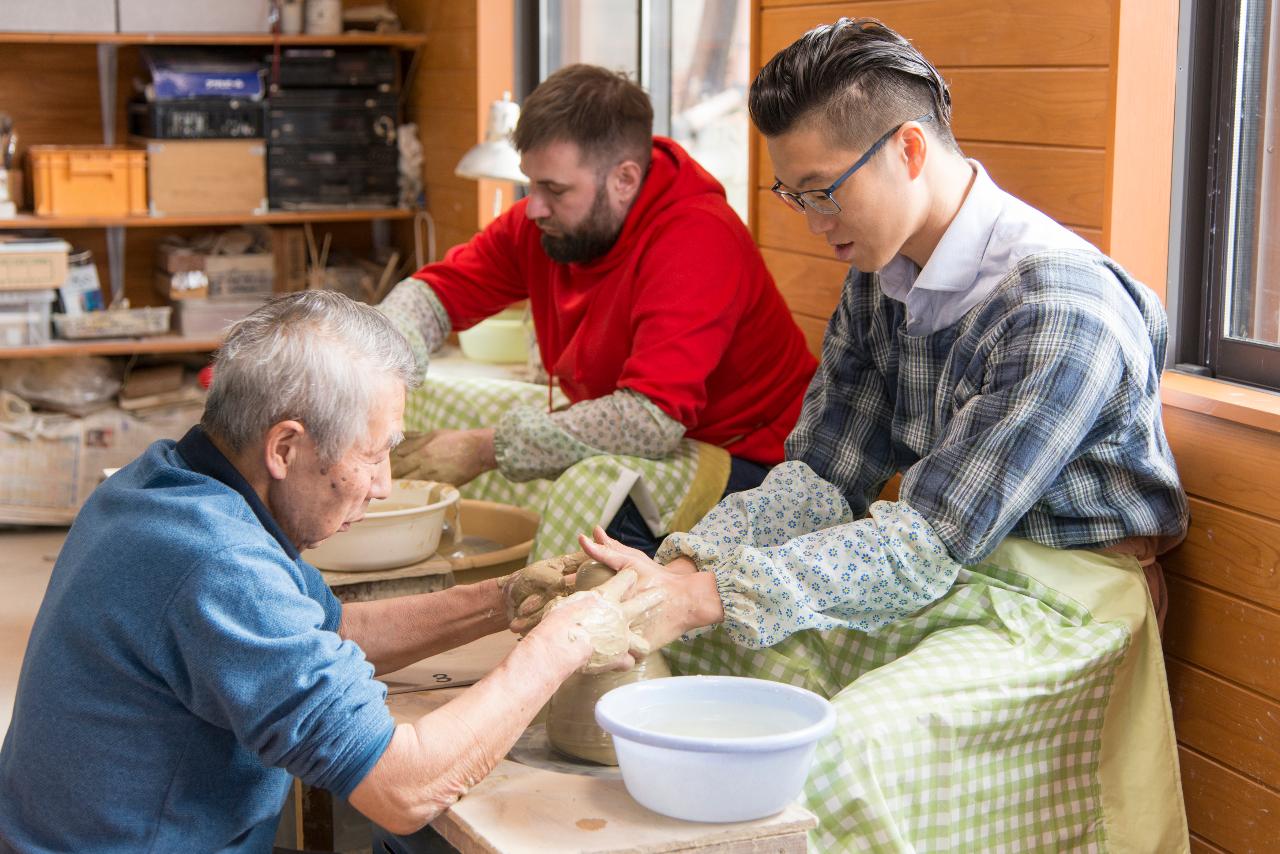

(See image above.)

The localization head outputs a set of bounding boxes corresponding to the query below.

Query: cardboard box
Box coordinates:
[0,239,70,292]
[172,296,267,338]
[0,403,202,525]
[0,0,115,32]
[155,251,273,299]
[117,0,271,33]
[143,139,267,217]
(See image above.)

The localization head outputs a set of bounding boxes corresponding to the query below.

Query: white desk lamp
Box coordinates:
[455,92,529,219]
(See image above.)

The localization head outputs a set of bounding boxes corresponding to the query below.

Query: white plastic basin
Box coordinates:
[457,308,528,364]
[302,479,459,571]
[595,675,835,823]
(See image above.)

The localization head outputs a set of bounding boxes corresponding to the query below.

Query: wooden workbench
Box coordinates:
[384,634,817,853]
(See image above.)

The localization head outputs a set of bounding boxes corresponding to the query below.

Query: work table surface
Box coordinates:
[385,633,816,853]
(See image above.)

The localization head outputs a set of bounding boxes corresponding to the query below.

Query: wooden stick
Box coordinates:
[303,221,319,269]
[318,232,332,273]
[373,250,401,303]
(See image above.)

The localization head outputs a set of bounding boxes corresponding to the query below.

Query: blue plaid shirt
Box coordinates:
[658,248,1188,648]
[788,248,1188,565]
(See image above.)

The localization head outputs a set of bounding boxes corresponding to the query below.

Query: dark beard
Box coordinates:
[539,184,624,264]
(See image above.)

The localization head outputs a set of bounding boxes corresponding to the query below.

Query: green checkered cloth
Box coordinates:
[405,376,726,561]
[663,539,1149,852]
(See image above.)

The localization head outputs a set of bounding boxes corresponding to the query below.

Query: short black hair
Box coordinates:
[513,64,653,171]
[749,18,960,154]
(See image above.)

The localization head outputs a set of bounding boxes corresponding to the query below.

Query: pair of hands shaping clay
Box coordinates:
[498,552,666,672]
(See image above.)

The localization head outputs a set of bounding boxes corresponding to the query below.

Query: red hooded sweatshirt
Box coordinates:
[414,137,816,465]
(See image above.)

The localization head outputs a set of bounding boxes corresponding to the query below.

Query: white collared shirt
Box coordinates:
[877,161,1097,336]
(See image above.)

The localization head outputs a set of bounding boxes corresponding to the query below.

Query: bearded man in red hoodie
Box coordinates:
[381,64,816,555]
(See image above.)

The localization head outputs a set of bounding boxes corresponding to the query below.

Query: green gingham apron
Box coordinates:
[405,376,728,561]
[664,537,1187,853]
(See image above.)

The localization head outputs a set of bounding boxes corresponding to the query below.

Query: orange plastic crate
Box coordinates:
[30,146,148,218]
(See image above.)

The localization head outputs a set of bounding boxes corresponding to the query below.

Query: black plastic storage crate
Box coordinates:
[273,48,396,89]
[267,145,398,208]
[266,90,398,146]
[128,98,265,139]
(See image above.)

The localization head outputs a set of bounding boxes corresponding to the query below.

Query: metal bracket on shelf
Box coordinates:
[105,226,126,307]
[96,43,118,145]
[98,43,126,304]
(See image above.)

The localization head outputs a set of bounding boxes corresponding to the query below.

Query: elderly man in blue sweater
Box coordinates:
[0,291,651,853]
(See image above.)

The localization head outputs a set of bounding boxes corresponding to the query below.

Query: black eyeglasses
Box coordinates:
[771,114,934,215]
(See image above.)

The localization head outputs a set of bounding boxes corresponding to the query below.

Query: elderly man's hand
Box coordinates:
[537,569,666,672]
[390,428,496,486]
[497,551,591,634]
[578,526,723,651]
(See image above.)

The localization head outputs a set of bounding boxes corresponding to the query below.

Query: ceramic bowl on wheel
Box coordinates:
[303,479,460,572]
[595,675,835,823]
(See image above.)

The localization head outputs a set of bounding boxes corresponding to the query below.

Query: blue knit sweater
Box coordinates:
[0,428,395,853]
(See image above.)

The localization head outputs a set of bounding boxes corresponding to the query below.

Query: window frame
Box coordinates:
[1174,0,1280,391]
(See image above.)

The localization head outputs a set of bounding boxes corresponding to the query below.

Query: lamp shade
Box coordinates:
[455,92,528,184]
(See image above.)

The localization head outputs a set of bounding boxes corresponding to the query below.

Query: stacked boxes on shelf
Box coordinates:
[267,48,400,209]
[132,49,268,217]
[0,238,68,347]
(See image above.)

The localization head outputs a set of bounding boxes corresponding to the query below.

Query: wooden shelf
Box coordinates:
[0,209,418,230]
[0,335,221,359]
[0,31,427,48]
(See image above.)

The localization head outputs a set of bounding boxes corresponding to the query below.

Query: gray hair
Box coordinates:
[202,290,421,464]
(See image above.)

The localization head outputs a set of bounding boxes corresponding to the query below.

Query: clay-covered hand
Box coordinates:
[578,526,722,651]
[544,569,666,673]
[497,551,591,634]
[390,428,496,486]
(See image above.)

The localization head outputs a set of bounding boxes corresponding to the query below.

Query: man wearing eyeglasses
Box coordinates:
[576,18,1191,851]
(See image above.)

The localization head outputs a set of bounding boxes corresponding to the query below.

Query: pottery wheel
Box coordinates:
[507,724,622,779]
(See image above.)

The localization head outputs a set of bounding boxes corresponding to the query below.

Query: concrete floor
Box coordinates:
[0,526,65,734]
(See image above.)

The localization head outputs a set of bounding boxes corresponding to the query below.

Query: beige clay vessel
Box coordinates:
[545,561,670,765]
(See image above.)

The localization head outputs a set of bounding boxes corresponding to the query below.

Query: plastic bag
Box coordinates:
[0,357,122,416]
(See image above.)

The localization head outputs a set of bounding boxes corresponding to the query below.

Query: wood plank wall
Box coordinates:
[400,0,482,257]
[1162,409,1280,852]
[750,2,1280,851]
[399,0,516,262]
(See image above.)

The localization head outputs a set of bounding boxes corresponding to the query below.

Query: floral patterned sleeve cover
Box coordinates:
[656,460,961,647]
[379,277,689,483]
[493,391,686,482]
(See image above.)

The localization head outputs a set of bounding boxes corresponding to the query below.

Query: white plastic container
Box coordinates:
[595,676,836,823]
[0,290,54,347]
[457,308,530,364]
[303,479,461,571]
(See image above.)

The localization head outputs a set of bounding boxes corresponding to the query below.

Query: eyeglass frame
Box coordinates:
[770,113,934,215]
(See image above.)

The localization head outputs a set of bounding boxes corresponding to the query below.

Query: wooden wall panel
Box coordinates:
[1163,403,1280,848]
[402,0,480,256]
[759,1,1113,68]
[1162,499,1280,611]
[761,248,849,317]
[960,142,1106,228]
[794,312,829,355]
[1167,660,1280,792]
[947,68,1111,148]
[1164,407,1280,521]
[1164,575,1280,703]
[1179,747,1280,853]
[751,71,1111,180]
[756,189,838,256]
